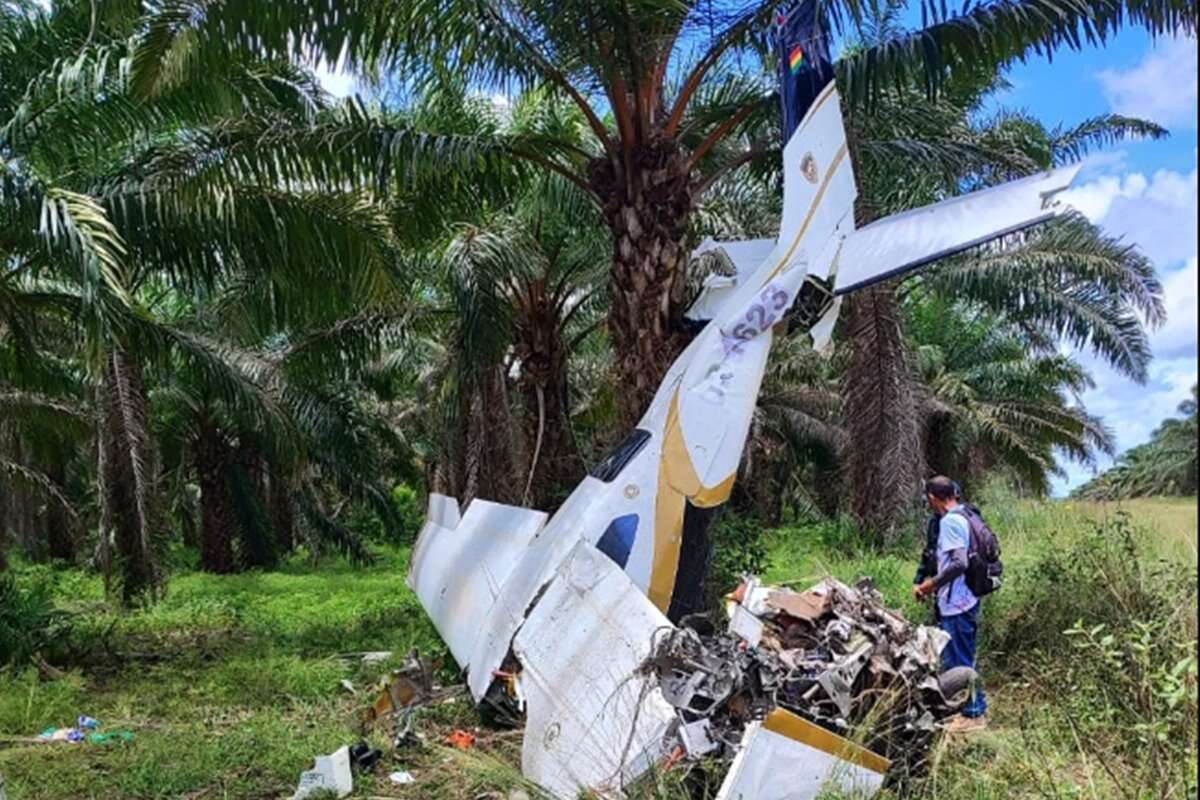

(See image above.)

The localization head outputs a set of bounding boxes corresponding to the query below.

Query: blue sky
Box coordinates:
[316,27,1198,495]
[1001,32,1198,494]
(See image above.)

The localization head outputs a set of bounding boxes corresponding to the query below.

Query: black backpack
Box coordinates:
[950,505,1003,597]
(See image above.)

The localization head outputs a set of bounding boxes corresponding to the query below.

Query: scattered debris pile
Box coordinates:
[643,576,974,778]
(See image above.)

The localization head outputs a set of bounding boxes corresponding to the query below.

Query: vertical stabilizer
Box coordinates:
[774,1,856,263]
[775,1,836,143]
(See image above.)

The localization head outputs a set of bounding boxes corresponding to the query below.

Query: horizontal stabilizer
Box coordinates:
[832,165,1081,295]
[692,237,775,276]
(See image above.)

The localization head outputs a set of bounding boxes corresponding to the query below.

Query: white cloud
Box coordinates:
[1062,160,1198,267]
[1096,35,1199,129]
[1053,155,1198,495]
[1061,171,1148,221]
[1154,257,1199,360]
[1076,148,1130,181]
[315,65,357,99]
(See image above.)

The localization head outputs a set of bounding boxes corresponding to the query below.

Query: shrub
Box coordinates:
[0,573,73,668]
[986,512,1198,794]
[987,512,1197,661]
[705,511,770,609]
[344,502,388,545]
[391,483,425,545]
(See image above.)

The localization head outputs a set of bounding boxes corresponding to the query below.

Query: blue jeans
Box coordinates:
[940,602,988,718]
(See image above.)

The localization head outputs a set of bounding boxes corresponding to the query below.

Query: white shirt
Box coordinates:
[937,509,978,617]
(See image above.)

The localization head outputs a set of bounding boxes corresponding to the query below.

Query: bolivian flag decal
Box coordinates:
[789,44,805,73]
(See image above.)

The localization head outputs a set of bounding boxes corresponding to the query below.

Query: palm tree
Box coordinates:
[1074,386,1198,500]
[0,338,89,566]
[406,172,609,509]
[736,293,1117,522]
[908,292,1114,496]
[151,314,406,572]
[2,0,400,599]
[124,0,1196,426]
[837,63,1166,536]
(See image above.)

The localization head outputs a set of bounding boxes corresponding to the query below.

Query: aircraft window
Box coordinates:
[596,514,638,569]
[590,429,651,482]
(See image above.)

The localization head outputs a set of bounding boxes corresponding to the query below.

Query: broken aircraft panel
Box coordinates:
[716,710,889,800]
[514,542,675,799]
[407,496,546,678]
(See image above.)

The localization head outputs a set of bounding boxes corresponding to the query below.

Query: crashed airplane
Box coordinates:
[409,2,1081,797]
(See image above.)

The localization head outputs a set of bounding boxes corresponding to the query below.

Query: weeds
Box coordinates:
[0,573,73,669]
[0,501,1195,799]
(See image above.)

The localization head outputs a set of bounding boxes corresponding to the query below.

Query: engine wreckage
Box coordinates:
[406,2,1081,797]
[643,577,975,784]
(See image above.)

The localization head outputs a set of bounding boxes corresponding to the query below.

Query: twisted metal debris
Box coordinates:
[642,576,975,780]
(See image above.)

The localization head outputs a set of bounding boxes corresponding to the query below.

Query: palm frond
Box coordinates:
[1050,113,1168,165]
[838,0,1198,105]
[927,212,1163,382]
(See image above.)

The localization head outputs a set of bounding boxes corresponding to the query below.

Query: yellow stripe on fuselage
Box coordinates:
[646,82,849,611]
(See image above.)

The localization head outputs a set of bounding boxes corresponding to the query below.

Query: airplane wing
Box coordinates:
[831,165,1082,295]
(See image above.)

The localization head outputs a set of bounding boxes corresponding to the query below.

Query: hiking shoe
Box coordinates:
[943,714,989,733]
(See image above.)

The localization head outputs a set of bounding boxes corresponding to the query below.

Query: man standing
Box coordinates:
[915,475,988,731]
[912,480,960,612]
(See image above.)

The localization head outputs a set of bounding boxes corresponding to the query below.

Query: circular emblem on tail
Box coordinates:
[801,152,819,183]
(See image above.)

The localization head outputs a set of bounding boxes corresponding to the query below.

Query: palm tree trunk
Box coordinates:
[269,471,295,553]
[233,439,274,568]
[0,481,8,572]
[44,459,75,562]
[99,349,161,603]
[515,289,584,511]
[812,463,842,518]
[841,283,923,541]
[455,365,519,506]
[194,416,235,574]
[6,437,41,561]
[176,485,199,549]
[592,150,693,426]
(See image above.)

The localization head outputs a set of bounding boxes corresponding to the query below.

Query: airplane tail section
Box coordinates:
[775,1,835,144]
[774,1,857,279]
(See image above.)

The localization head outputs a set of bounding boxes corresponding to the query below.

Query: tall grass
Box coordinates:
[756,493,1198,799]
[0,499,1195,799]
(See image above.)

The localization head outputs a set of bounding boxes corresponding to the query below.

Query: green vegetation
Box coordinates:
[3,0,1198,797]
[1,498,1194,799]
[1075,386,1199,501]
[0,550,448,798]
[2,0,1189,598]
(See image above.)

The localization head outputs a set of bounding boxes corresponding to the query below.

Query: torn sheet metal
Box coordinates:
[764,586,831,621]
[407,495,547,673]
[716,709,889,800]
[646,575,968,782]
[728,604,764,646]
[513,542,675,800]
